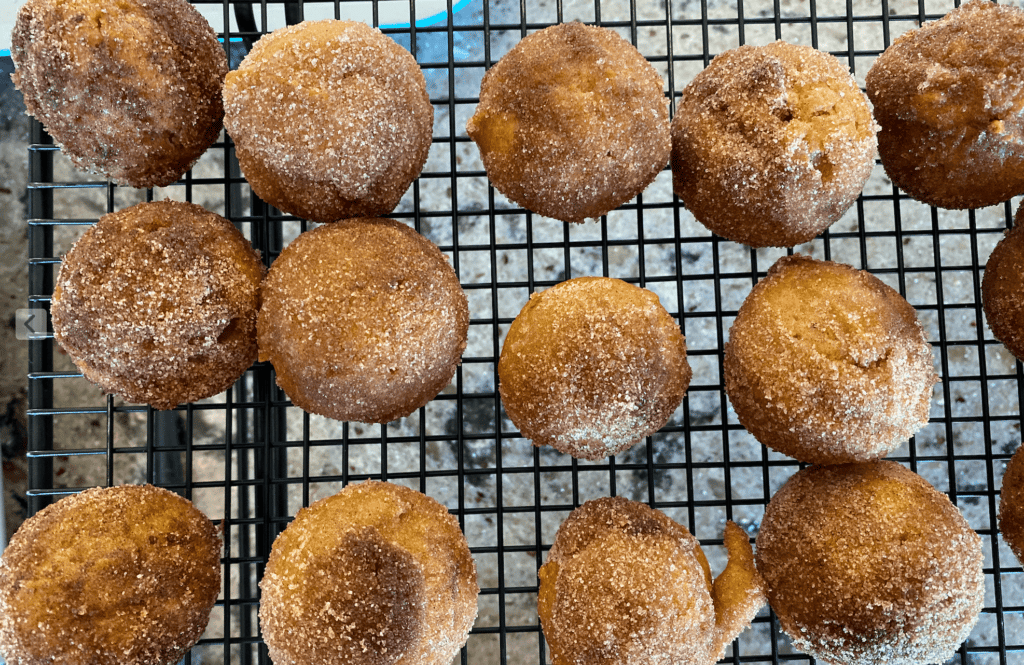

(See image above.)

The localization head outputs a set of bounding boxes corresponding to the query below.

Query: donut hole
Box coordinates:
[498,277,690,460]
[982,206,1024,361]
[539,497,765,665]
[257,218,469,423]
[467,22,670,224]
[0,485,221,665]
[222,20,434,223]
[756,462,984,665]
[50,201,263,409]
[554,532,710,660]
[671,41,876,247]
[724,255,937,464]
[11,0,228,188]
[999,445,1024,565]
[866,0,1024,208]
[258,481,478,665]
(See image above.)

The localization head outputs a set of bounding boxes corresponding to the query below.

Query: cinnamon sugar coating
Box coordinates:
[0,485,221,665]
[756,461,984,665]
[538,497,765,665]
[257,218,468,423]
[724,255,938,465]
[866,0,1024,210]
[671,41,876,248]
[498,277,691,461]
[467,22,671,224]
[982,205,1024,362]
[223,20,433,223]
[999,443,1024,565]
[10,0,227,188]
[259,481,478,665]
[51,200,264,410]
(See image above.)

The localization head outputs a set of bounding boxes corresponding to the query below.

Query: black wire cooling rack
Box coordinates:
[22,0,1024,663]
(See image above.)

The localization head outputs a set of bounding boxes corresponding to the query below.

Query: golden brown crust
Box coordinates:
[259,481,478,665]
[866,0,1024,210]
[538,497,763,665]
[498,277,691,460]
[223,20,433,223]
[671,41,876,248]
[982,207,1024,362]
[257,218,468,423]
[10,0,226,188]
[999,443,1024,566]
[709,522,767,659]
[0,485,222,665]
[724,254,938,464]
[51,200,264,410]
[755,461,984,665]
[467,22,670,224]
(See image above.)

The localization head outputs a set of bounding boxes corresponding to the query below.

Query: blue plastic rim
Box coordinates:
[0,0,476,57]
[380,0,474,29]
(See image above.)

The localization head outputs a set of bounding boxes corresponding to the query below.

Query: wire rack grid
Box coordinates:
[21,0,1024,663]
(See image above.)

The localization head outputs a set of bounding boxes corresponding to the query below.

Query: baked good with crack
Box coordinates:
[724,254,938,464]
[671,41,876,247]
[866,0,1024,209]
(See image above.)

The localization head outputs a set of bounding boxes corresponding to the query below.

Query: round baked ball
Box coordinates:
[866,0,1024,209]
[498,277,691,460]
[52,200,264,410]
[724,255,938,465]
[538,497,764,665]
[223,20,433,223]
[257,218,468,423]
[999,443,1024,566]
[0,484,221,665]
[982,210,1024,362]
[259,481,478,665]
[756,461,984,665]
[10,0,227,188]
[466,21,670,224]
[671,41,876,247]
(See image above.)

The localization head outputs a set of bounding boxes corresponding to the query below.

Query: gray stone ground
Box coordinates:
[2,0,1024,663]
[1,72,29,547]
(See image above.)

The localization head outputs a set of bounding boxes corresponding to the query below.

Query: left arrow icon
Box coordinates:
[16,309,47,341]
